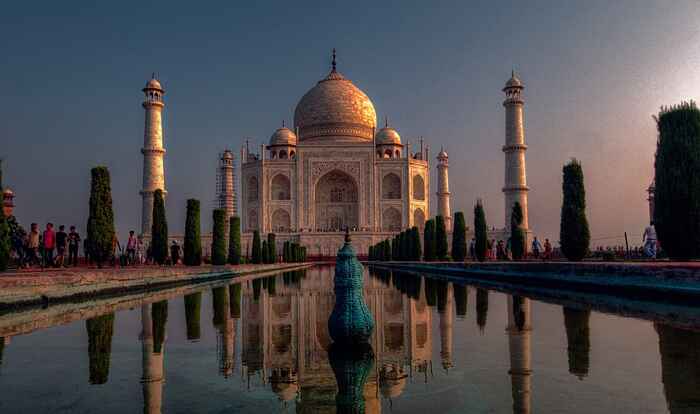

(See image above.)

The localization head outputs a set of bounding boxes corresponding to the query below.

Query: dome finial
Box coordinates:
[332,48,337,72]
[384,116,388,128]
[282,119,285,128]
[152,72,156,79]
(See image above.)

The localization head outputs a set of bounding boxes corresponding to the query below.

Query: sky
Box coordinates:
[2,0,699,247]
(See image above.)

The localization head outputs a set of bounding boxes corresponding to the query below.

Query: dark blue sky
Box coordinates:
[2,1,699,245]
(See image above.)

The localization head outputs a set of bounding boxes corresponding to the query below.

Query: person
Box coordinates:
[496,240,506,260]
[26,223,40,268]
[111,234,121,266]
[643,221,657,259]
[43,223,56,267]
[126,230,138,265]
[136,235,145,265]
[55,225,68,267]
[469,238,476,261]
[170,241,181,265]
[83,237,92,265]
[543,238,552,260]
[531,237,543,259]
[490,239,497,261]
[68,226,81,266]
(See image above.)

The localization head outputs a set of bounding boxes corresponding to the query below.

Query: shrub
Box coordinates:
[211,209,227,265]
[86,167,116,267]
[227,216,241,265]
[183,199,202,266]
[151,189,168,265]
[654,102,700,259]
[560,159,590,261]
[474,200,487,262]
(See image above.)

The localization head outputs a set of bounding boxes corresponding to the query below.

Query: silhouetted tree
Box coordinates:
[435,215,449,260]
[451,212,467,262]
[227,216,241,265]
[251,230,262,264]
[267,233,276,263]
[453,284,467,317]
[86,167,116,267]
[476,288,489,332]
[474,200,488,262]
[211,209,227,265]
[151,189,168,265]
[510,202,526,261]
[563,307,591,378]
[184,292,202,341]
[560,159,590,261]
[423,219,436,261]
[183,199,202,266]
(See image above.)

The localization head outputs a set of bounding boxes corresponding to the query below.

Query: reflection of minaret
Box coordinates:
[563,307,591,379]
[436,148,452,231]
[141,305,165,414]
[213,287,235,377]
[439,282,454,371]
[507,296,531,414]
[655,323,700,413]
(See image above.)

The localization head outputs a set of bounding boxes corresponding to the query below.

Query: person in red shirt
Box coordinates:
[43,223,56,267]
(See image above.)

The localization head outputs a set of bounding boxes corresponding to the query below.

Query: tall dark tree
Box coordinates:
[423,219,436,261]
[184,293,202,341]
[183,199,202,266]
[251,230,262,264]
[451,212,467,262]
[510,202,526,261]
[211,209,227,265]
[560,159,590,261]
[435,215,449,260]
[384,239,392,261]
[563,307,591,378]
[227,216,241,265]
[454,284,468,317]
[151,189,168,265]
[87,167,116,267]
[267,233,276,264]
[410,226,422,260]
[152,300,168,354]
[654,102,700,259]
[474,200,488,262]
[261,240,269,264]
[0,160,10,271]
[86,313,115,384]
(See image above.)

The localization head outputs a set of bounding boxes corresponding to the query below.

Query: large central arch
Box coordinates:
[314,169,359,231]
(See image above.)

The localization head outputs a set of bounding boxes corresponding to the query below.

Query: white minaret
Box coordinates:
[217,150,237,220]
[503,71,529,230]
[436,148,452,231]
[140,75,166,236]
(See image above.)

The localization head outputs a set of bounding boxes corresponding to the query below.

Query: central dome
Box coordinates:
[294,67,377,142]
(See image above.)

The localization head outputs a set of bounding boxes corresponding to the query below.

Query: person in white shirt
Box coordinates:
[126,230,138,265]
[642,221,657,259]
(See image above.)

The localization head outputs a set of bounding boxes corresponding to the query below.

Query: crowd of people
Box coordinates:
[467,236,554,261]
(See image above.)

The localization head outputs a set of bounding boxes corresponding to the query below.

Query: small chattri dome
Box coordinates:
[269,127,298,146]
[375,127,401,145]
[504,70,523,89]
[144,77,163,91]
[437,148,448,159]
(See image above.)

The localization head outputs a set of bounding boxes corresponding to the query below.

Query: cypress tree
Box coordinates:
[261,240,269,264]
[435,215,449,260]
[267,233,276,263]
[283,241,290,262]
[474,200,488,262]
[410,226,422,260]
[384,239,392,261]
[184,292,202,341]
[400,231,409,260]
[183,199,202,266]
[654,102,700,259]
[0,160,9,271]
[86,313,115,385]
[560,159,590,261]
[452,212,467,262]
[151,189,168,265]
[423,219,436,261]
[510,202,526,261]
[211,209,227,265]
[251,230,262,264]
[227,216,241,265]
[86,166,116,267]
[152,300,168,354]
[392,235,399,260]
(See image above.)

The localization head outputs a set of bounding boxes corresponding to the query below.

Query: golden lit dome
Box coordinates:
[144,76,163,91]
[375,123,401,145]
[269,127,297,146]
[294,51,376,142]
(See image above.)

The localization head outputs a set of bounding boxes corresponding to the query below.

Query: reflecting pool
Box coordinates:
[0,265,698,413]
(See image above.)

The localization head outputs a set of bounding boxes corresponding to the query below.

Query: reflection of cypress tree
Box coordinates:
[328,342,375,414]
[436,280,448,313]
[512,296,526,331]
[563,307,591,378]
[476,288,489,331]
[212,287,227,327]
[0,336,4,367]
[229,284,241,319]
[86,313,115,384]
[655,323,700,413]
[252,278,262,301]
[267,276,276,296]
[184,293,202,341]
[424,278,438,307]
[152,301,168,354]
[453,285,468,317]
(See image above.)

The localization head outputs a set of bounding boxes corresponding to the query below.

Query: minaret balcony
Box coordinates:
[502,143,528,152]
[141,147,166,155]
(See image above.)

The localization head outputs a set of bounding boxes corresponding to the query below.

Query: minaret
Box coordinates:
[503,71,529,230]
[507,296,532,414]
[217,150,237,220]
[140,75,167,236]
[141,305,165,414]
[436,148,452,231]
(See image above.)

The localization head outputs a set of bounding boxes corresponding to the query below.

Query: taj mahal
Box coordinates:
[139,50,530,257]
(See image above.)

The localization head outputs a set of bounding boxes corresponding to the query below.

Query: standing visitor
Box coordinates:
[68,226,81,266]
[496,240,506,260]
[111,234,121,266]
[27,223,40,268]
[43,223,56,267]
[55,225,68,267]
[531,237,543,259]
[543,238,552,260]
[170,241,181,265]
[136,235,144,264]
[126,230,137,265]
[490,239,497,261]
[643,221,657,259]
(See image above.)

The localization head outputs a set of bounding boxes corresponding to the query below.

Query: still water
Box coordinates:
[0,265,698,413]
